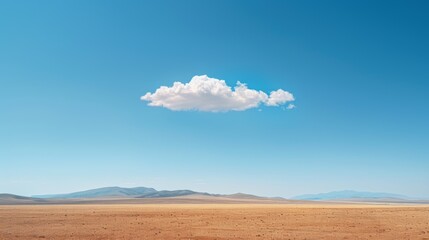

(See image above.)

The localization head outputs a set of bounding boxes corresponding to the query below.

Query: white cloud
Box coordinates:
[266,89,295,106]
[287,104,296,109]
[141,75,295,112]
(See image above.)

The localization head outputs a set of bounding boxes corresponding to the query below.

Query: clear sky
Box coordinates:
[1,0,428,198]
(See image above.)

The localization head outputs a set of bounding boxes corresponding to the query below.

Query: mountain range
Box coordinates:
[33,186,158,199]
[32,187,216,199]
[292,190,409,200]
[1,187,427,205]
[1,186,290,205]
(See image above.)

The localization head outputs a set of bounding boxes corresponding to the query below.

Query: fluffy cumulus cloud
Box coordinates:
[141,75,295,112]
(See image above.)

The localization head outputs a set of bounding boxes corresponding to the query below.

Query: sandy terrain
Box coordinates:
[1,204,429,240]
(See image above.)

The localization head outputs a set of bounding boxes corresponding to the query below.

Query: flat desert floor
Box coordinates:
[1,204,429,240]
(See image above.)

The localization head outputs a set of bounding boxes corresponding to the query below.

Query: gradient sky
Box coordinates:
[1,0,428,198]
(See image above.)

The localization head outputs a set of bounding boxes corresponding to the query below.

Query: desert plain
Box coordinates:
[1,204,429,240]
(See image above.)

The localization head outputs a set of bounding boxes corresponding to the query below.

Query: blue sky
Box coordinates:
[1,0,428,198]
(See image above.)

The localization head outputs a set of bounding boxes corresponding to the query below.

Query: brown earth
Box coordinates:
[1,204,429,240]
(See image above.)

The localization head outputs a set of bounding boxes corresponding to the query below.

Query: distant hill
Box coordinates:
[30,186,291,201]
[2,187,299,205]
[0,194,47,204]
[224,193,268,200]
[32,187,214,199]
[137,190,203,198]
[33,186,157,199]
[0,193,33,200]
[292,190,408,200]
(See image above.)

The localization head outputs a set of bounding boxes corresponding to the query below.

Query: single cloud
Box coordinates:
[141,75,295,112]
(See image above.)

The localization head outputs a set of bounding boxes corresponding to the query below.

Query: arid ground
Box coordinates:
[1,204,429,240]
